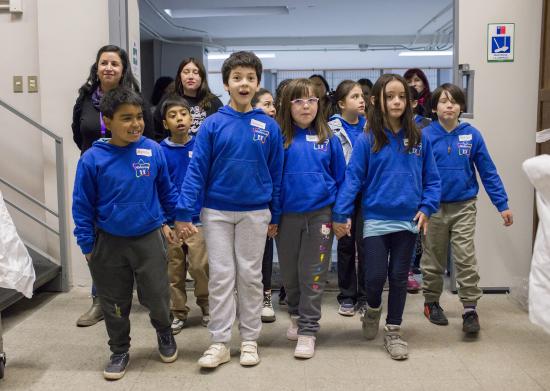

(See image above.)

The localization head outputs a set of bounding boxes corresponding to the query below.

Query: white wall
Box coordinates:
[457,0,542,291]
[0,1,47,249]
[36,0,110,288]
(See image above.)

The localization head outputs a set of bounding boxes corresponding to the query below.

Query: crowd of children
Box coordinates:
[72,48,514,380]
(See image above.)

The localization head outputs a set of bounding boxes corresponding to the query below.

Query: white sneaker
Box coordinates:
[197,343,230,368]
[239,341,260,366]
[294,335,316,359]
[286,315,299,341]
[171,318,186,335]
[261,292,276,323]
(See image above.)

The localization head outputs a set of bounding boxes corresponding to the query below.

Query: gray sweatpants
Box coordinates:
[276,206,333,336]
[201,208,271,343]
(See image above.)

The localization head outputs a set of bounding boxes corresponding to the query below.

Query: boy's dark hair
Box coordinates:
[175,57,218,110]
[221,51,263,85]
[357,78,373,89]
[366,74,420,153]
[161,94,191,119]
[330,79,362,117]
[276,78,331,149]
[99,87,144,118]
[430,83,466,115]
[252,88,272,106]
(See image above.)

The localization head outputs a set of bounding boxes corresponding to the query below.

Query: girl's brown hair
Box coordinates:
[366,73,420,153]
[175,57,217,110]
[276,78,331,149]
[329,79,362,117]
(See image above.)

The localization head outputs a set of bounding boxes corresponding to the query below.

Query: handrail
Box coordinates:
[0,96,69,291]
[3,198,60,235]
[0,177,58,217]
[0,98,62,142]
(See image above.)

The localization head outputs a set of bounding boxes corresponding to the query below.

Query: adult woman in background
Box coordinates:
[71,44,154,327]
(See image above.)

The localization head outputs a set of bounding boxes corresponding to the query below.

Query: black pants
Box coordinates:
[88,229,172,354]
[261,237,273,291]
[363,230,416,326]
[337,195,366,306]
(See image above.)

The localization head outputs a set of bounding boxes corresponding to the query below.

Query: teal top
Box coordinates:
[363,219,419,238]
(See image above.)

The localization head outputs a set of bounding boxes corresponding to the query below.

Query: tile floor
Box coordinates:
[2,288,550,391]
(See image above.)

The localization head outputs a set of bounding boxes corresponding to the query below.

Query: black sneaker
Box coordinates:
[462,311,480,334]
[103,352,130,380]
[157,330,178,363]
[424,302,449,325]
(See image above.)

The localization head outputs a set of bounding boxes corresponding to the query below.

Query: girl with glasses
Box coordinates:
[272,78,346,359]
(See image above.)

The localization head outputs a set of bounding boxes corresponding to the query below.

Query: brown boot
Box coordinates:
[76,296,104,327]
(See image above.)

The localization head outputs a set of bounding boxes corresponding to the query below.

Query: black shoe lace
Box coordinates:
[159,332,175,347]
[111,352,128,365]
[263,294,272,307]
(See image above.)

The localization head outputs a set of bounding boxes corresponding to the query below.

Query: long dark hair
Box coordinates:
[78,45,140,97]
[366,74,419,153]
[175,57,217,110]
[276,78,331,149]
[329,79,362,117]
[403,68,432,115]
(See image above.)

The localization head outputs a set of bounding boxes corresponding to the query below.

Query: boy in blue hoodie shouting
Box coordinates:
[421,83,513,334]
[72,87,179,380]
[175,51,284,368]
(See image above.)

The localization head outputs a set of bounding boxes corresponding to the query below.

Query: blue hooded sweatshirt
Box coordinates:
[273,127,346,221]
[333,129,441,223]
[175,105,284,222]
[72,136,178,254]
[328,114,366,147]
[160,137,202,224]
[423,121,509,211]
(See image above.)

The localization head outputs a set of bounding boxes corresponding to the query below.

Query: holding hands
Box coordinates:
[414,211,429,235]
[333,218,352,239]
[174,221,199,242]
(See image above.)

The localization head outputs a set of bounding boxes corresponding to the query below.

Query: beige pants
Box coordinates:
[167,226,209,320]
[421,199,482,306]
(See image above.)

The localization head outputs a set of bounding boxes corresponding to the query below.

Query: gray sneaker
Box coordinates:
[103,352,130,380]
[362,305,382,340]
[384,325,408,360]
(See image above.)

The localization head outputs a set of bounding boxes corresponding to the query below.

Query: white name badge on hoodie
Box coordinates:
[250,119,266,129]
[306,135,319,142]
[188,151,193,158]
[136,148,152,157]
[459,134,472,142]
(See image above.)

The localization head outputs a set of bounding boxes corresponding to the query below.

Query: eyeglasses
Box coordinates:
[290,97,319,106]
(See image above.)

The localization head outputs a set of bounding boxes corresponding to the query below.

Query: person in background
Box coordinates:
[327,80,368,318]
[71,44,155,328]
[252,88,278,323]
[309,74,332,119]
[404,68,432,117]
[150,76,174,113]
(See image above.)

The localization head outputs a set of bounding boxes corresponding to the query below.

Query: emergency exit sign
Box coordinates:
[487,23,515,62]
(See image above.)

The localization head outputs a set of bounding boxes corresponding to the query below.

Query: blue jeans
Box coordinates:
[363,231,417,325]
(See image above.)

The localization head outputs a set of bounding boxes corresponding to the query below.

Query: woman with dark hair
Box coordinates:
[71,44,154,327]
[154,58,223,139]
[403,68,432,117]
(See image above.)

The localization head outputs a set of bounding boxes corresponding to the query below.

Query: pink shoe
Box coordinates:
[407,271,420,293]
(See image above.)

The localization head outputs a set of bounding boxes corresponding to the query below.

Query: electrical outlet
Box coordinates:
[28,76,38,93]
[13,76,23,93]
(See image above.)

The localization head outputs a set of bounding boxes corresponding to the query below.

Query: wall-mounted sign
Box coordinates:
[487,23,515,62]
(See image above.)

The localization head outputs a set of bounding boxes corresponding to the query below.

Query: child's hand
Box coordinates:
[333,220,351,239]
[267,224,278,238]
[414,211,429,235]
[174,221,198,241]
[161,224,179,245]
[501,209,514,226]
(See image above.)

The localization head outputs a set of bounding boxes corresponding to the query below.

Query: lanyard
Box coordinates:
[99,112,107,137]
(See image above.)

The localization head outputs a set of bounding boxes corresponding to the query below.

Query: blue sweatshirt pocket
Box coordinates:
[208,158,270,203]
[281,172,330,212]
[100,202,161,232]
[438,167,475,201]
[373,172,420,215]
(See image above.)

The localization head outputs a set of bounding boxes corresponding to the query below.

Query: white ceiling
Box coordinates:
[139,0,454,69]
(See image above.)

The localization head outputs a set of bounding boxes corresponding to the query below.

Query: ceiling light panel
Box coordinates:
[165,6,289,18]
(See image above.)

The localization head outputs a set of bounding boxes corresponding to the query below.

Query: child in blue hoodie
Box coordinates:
[421,83,513,334]
[72,87,179,380]
[328,80,368,318]
[159,94,210,334]
[274,78,346,359]
[174,52,284,369]
[333,74,441,360]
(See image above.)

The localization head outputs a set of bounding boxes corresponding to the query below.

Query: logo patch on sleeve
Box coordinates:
[136,148,152,157]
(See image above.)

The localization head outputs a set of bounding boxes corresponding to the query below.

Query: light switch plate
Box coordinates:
[28,76,38,93]
[13,76,23,93]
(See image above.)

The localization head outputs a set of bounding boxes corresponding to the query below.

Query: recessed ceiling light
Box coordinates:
[398,50,453,56]
[165,6,289,18]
